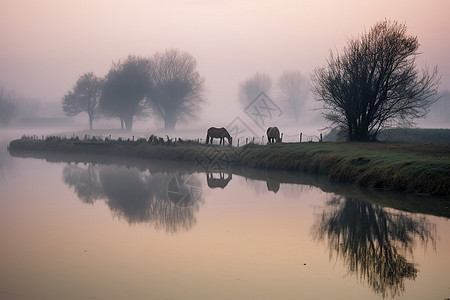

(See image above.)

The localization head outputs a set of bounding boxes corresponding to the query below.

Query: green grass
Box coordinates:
[8,137,450,197]
[237,142,450,196]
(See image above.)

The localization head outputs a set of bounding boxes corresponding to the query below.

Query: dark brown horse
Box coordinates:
[206,127,232,145]
[207,173,232,189]
[267,126,281,143]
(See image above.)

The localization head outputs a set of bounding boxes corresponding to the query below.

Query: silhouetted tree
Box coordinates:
[312,20,440,141]
[147,49,205,130]
[62,72,103,130]
[277,71,310,123]
[100,55,150,131]
[238,73,272,107]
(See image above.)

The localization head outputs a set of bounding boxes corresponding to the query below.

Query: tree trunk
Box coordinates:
[124,116,133,131]
[164,113,177,130]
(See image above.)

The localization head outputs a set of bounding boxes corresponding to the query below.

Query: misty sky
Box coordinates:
[1,0,449,127]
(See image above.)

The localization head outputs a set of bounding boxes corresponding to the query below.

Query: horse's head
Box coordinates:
[227,135,232,145]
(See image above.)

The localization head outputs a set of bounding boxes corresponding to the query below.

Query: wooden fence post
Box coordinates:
[300,133,302,143]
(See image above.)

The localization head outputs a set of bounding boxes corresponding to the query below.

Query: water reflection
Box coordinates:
[63,163,203,233]
[0,139,14,179]
[206,172,232,189]
[312,196,436,298]
[266,178,280,193]
[6,148,450,298]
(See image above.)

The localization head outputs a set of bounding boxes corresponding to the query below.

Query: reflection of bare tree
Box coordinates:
[63,164,102,204]
[312,197,436,298]
[99,166,153,223]
[62,164,203,233]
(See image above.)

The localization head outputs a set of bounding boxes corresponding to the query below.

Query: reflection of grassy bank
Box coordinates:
[232,167,450,218]
[8,136,450,197]
[8,144,450,217]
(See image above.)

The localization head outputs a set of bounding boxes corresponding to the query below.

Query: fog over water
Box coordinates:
[1,1,450,134]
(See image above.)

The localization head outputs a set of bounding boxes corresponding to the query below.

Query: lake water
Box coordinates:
[1,133,449,300]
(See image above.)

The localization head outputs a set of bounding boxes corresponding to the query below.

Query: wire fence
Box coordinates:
[231,132,322,147]
[22,131,324,147]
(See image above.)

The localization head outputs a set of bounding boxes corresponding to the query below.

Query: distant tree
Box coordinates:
[238,73,272,107]
[0,88,16,127]
[147,49,205,130]
[62,72,103,130]
[100,55,150,131]
[312,20,440,141]
[277,71,310,123]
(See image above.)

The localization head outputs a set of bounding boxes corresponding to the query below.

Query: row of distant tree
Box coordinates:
[1,20,443,141]
[63,19,440,140]
[63,49,205,131]
[63,49,312,132]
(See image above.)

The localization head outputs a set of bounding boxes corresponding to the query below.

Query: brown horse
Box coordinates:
[207,173,232,189]
[206,127,232,145]
[267,127,281,143]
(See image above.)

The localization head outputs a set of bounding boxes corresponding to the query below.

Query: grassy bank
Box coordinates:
[238,142,450,197]
[8,136,450,197]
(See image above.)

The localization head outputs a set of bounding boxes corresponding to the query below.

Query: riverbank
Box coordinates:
[8,136,450,197]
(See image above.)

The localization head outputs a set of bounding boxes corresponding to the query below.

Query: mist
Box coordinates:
[1,0,449,139]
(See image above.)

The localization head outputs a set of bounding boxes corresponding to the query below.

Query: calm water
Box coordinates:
[1,135,449,300]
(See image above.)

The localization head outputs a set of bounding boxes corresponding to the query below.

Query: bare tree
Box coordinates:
[277,71,310,123]
[147,49,205,130]
[100,55,150,131]
[312,20,440,141]
[62,72,103,130]
[238,73,272,107]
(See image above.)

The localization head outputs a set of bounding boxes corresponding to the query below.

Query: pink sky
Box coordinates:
[1,0,449,125]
